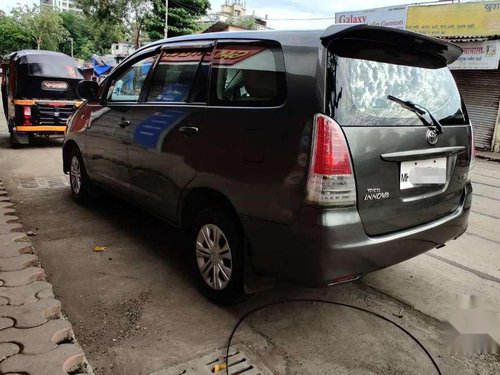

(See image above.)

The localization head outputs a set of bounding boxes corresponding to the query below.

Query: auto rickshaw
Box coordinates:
[1,50,84,146]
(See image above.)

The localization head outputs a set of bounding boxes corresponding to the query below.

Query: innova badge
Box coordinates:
[426,129,439,145]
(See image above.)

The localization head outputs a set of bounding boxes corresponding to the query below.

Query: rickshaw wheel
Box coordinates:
[9,133,23,148]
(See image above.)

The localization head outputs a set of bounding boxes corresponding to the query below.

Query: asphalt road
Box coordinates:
[0,102,499,375]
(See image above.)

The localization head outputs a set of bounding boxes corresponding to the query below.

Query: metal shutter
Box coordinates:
[452,70,500,150]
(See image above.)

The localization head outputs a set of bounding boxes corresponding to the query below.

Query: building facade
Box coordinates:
[40,0,81,13]
[200,0,269,31]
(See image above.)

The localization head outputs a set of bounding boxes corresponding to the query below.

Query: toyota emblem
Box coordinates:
[426,129,439,145]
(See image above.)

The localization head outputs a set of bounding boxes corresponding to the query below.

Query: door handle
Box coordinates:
[178,126,199,136]
[119,119,131,128]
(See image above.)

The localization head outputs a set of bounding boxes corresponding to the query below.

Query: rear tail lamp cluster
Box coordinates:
[306,114,356,207]
[23,106,32,126]
[469,124,476,173]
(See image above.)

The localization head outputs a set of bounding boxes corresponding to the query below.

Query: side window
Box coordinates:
[146,50,204,103]
[107,54,157,103]
[210,41,286,107]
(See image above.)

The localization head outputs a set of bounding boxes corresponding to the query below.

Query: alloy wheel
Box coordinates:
[70,155,82,195]
[196,224,233,290]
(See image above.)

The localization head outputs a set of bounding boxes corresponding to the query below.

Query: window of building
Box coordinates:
[210,41,286,107]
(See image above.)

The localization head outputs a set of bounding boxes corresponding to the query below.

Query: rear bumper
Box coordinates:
[242,182,472,287]
[14,125,66,133]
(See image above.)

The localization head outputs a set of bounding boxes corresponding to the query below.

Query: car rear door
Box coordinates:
[325,36,473,236]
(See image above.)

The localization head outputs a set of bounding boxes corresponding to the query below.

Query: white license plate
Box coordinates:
[400,157,447,190]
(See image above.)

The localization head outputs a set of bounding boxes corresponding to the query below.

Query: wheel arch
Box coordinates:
[62,140,80,174]
[179,187,243,235]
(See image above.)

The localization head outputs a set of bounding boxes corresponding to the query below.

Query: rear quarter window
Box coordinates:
[209,41,286,107]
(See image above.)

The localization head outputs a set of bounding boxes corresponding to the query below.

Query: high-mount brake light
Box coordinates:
[306,114,356,207]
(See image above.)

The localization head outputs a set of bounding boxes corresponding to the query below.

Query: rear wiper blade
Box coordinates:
[387,95,443,134]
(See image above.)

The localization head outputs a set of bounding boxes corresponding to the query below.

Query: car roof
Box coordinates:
[128,24,462,67]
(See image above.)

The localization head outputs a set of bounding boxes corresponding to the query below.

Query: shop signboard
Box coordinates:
[335,5,408,30]
[406,2,500,37]
[449,40,500,70]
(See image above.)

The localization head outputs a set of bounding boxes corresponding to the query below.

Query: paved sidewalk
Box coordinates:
[476,150,500,162]
[0,179,93,374]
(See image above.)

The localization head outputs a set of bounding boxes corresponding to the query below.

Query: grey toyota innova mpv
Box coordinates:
[64,24,473,304]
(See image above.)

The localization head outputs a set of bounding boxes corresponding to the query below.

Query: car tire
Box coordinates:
[190,208,245,305]
[69,148,91,204]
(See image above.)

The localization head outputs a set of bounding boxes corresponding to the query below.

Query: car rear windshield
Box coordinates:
[327,49,467,127]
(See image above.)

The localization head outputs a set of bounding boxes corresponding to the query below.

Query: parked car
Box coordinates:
[63,25,473,304]
[1,50,83,146]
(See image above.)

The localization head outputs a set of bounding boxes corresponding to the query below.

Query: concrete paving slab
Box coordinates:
[0,266,45,286]
[0,173,93,374]
[0,233,33,258]
[0,297,61,328]
[0,319,73,354]
[0,220,22,235]
[0,253,38,271]
[363,254,500,322]
[468,213,499,241]
[0,281,53,305]
[0,317,14,330]
[0,342,20,361]
[471,195,500,219]
[430,235,500,279]
[0,343,85,375]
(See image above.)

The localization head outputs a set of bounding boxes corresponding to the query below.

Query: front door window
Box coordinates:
[107,55,157,103]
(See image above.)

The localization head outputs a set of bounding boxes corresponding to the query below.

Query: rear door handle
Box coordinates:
[178,126,199,136]
[119,119,131,128]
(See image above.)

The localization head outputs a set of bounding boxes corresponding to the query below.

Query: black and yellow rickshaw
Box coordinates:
[1,50,84,146]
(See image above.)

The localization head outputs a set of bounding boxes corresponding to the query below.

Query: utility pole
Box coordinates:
[69,37,74,58]
[164,0,168,38]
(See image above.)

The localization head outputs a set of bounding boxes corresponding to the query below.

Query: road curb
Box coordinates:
[0,179,94,374]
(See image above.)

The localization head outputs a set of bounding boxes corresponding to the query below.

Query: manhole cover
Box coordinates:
[149,347,273,375]
[15,176,69,189]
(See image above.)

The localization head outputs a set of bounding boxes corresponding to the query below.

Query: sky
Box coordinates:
[0,0,472,30]
[210,0,412,29]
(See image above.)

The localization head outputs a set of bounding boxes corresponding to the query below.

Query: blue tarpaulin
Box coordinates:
[91,54,115,76]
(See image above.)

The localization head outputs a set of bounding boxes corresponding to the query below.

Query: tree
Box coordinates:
[76,0,149,49]
[146,0,210,41]
[11,5,68,51]
[58,11,120,59]
[76,0,127,53]
[0,16,34,55]
[125,0,152,48]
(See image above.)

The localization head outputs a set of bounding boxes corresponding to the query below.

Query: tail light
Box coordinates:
[23,106,32,125]
[306,114,356,207]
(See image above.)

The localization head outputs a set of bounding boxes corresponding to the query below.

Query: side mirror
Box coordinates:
[77,80,99,101]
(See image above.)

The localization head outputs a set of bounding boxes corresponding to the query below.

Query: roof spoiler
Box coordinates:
[320,24,462,65]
